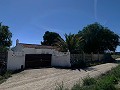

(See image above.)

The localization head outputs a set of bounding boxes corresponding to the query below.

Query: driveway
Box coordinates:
[0,63,118,90]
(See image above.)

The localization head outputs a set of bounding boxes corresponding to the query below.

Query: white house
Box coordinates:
[7,39,71,70]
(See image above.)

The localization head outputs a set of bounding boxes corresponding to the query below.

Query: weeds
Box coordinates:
[82,76,96,86]
[0,70,12,84]
[56,64,120,90]
[81,65,120,90]
[112,55,120,59]
[55,81,69,90]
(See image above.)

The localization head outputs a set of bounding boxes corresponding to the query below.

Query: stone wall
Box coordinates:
[70,53,104,65]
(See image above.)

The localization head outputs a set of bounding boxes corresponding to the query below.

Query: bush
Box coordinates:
[72,84,95,90]
[0,70,12,84]
[83,76,96,86]
[71,65,120,90]
[71,59,87,68]
[112,55,120,59]
[3,71,12,79]
[96,81,116,90]
[110,66,120,79]
[103,54,115,63]
[71,81,81,90]
[95,75,117,90]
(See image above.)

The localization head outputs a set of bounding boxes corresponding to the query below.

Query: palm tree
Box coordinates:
[54,33,83,54]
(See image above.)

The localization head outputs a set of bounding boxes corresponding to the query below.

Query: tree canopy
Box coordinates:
[41,23,119,54]
[41,31,61,46]
[0,23,12,51]
[78,23,120,53]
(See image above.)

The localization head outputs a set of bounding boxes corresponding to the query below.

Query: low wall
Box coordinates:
[70,53,104,64]
[52,52,71,67]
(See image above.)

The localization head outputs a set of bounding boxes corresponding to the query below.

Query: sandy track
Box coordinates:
[0,63,118,90]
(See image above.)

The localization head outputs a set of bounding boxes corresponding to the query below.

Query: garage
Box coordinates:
[25,54,52,68]
[7,42,71,70]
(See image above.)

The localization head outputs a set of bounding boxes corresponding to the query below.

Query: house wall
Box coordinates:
[7,47,71,70]
[23,48,36,54]
[7,51,25,70]
[36,49,55,54]
[12,44,23,52]
[36,49,71,67]
[52,52,71,67]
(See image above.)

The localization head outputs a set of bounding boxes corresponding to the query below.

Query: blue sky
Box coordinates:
[0,0,120,51]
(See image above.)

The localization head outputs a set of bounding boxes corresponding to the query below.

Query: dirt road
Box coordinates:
[0,63,118,90]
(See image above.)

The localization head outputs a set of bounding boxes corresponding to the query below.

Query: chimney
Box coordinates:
[16,39,19,45]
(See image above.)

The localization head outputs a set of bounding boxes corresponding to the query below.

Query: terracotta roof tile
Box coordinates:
[19,43,56,49]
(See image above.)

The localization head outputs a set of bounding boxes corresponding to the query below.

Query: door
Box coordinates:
[25,54,52,68]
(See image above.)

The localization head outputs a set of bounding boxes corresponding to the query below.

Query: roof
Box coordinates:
[19,43,56,49]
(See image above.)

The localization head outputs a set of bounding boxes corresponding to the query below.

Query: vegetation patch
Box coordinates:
[0,71,12,84]
[72,64,120,90]
[55,81,69,90]
[82,76,97,86]
[56,64,120,90]
[112,55,120,59]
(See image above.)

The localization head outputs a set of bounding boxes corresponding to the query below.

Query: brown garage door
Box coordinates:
[25,54,52,68]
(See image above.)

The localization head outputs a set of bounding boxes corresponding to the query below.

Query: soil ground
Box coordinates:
[0,63,118,90]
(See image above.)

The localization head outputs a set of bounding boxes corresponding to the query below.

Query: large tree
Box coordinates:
[0,23,12,51]
[78,23,120,53]
[55,33,83,54]
[41,31,61,46]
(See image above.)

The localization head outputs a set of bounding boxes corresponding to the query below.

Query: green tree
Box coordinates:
[78,22,120,53]
[55,33,83,54]
[41,31,61,46]
[0,23,12,51]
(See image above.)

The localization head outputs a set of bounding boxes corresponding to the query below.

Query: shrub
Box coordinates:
[96,81,116,90]
[111,55,120,59]
[110,66,120,79]
[83,76,96,86]
[71,81,81,90]
[71,59,87,68]
[71,65,120,90]
[3,70,12,79]
[0,70,12,84]
[103,54,115,63]
[72,85,95,90]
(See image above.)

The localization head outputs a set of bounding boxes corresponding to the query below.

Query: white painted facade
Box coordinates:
[7,51,25,70]
[7,41,71,70]
[52,53,70,67]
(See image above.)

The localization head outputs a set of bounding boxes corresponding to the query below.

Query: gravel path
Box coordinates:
[0,63,118,90]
